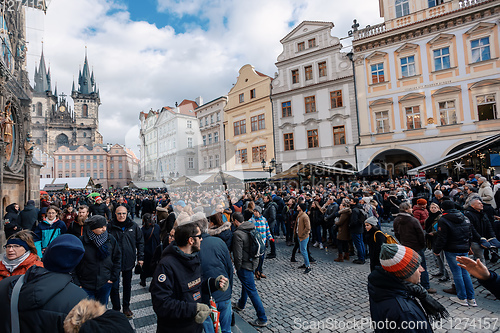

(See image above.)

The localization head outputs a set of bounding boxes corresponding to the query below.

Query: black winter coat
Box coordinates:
[365,228,386,272]
[263,201,277,227]
[74,232,122,290]
[4,203,20,238]
[90,202,111,220]
[464,207,495,243]
[368,268,433,333]
[108,218,144,271]
[433,209,472,254]
[0,265,87,333]
[19,204,39,231]
[349,204,364,234]
[141,199,155,215]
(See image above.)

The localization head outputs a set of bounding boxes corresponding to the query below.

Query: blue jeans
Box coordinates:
[444,252,475,300]
[417,249,430,290]
[236,269,267,323]
[257,245,266,273]
[299,237,310,267]
[351,233,365,261]
[83,282,113,306]
[202,299,232,333]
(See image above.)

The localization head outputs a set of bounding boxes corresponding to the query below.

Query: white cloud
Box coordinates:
[25,0,381,157]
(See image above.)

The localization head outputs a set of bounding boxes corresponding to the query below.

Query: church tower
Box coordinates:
[71,51,103,147]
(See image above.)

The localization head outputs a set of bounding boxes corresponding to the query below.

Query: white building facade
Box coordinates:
[139,110,159,181]
[271,21,359,171]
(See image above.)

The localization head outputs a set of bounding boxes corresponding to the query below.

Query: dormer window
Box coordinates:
[297,42,305,52]
[308,38,316,48]
[395,0,409,18]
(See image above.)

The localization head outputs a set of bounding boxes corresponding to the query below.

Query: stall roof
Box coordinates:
[408,133,500,174]
[40,177,93,190]
[43,184,67,191]
[223,171,269,182]
[129,181,167,189]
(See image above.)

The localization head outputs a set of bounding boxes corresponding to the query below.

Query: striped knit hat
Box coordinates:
[379,243,421,279]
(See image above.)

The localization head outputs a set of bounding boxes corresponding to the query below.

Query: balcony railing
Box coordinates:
[354,22,386,40]
[459,0,489,9]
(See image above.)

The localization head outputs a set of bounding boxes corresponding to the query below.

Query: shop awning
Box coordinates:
[129,181,168,189]
[408,133,500,175]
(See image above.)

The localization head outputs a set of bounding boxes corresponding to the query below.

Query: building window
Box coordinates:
[282,101,292,117]
[93,172,97,179]
[252,114,265,131]
[284,133,294,151]
[477,94,497,121]
[58,163,63,169]
[330,90,343,108]
[86,172,90,177]
[100,172,103,178]
[428,0,443,7]
[252,145,267,162]
[233,120,246,136]
[307,130,319,148]
[36,102,42,116]
[434,47,450,71]
[203,135,207,146]
[187,120,192,128]
[65,163,69,169]
[333,126,346,145]
[86,162,91,169]
[188,157,194,169]
[58,173,62,178]
[239,93,244,103]
[110,173,114,179]
[251,116,258,132]
[118,163,122,169]
[188,137,193,148]
[318,62,327,77]
[405,106,421,129]
[80,163,84,169]
[204,157,208,169]
[250,89,256,99]
[99,163,103,168]
[292,69,299,84]
[216,112,220,122]
[297,42,305,52]
[439,101,457,125]
[401,56,416,77]
[371,63,385,83]
[308,38,316,48]
[236,149,247,164]
[210,115,214,124]
[71,163,76,169]
[205,117,208,126]
[215,155,219,167]
[199,119,203,128]
[119,172,122,179]
[375,111,390,133]
[471,37,490,63]
[305,96,316,113]
[258,114,265,130]
[92,162,97,169]
[80,172,84,177]
[208,133,212,144]
[110,163,114,169]
[214,132,219,143]
[305,66,313,81]
[82,104,88,117]
[209,156,213,168]
[395,0,410,18]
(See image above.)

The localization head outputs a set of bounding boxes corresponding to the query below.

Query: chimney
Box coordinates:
[195,96,203,107]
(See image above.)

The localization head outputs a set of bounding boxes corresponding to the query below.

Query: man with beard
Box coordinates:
[151,222,228,333]
[68,205,90,237]
[108,206,144,318]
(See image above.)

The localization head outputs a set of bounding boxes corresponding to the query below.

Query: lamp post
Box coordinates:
[346,50,360,171]
[261,158,276,179]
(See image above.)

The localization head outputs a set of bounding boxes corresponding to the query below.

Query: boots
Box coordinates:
[343,253,350,260]
[334,254,344,262]
[443,283,456,295]
[254,271,261,280]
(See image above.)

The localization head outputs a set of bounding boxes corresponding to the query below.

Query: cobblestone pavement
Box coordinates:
[122,219,500,332]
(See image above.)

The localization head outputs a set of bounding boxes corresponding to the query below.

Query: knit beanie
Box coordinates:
[379,243,421,279]
[253,206,262,214]
[440,200,455,211]
[43,234,85,273]
[417,198,427,206]
[365,216,378,227]
[6,238,30,252]
[86,215,107,230]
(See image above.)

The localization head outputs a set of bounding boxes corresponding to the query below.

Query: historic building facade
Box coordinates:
[196,96,227,173]
[224,65,275,172]
[31,52,103,154]
[352,0,500,176]
[271,21,358,171]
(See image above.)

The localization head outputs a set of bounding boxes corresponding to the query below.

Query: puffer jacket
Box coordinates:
[433,209,472,254]
[107,217,144,271]
[32,219,67,250]
[0,253,43,281]
[19,204,39,231]
[74,231,121,290]
[464,207,495,243]
[412,205,429,229]
[0,265,87,333]
[4,203,20,239]
[263,201,278,228]
[208,222,233,251]
[90,203,111,220]
[368,267,433,333]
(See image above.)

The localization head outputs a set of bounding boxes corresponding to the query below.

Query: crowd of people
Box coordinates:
[0,172,500,332]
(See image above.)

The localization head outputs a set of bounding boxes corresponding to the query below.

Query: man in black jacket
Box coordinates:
[0,234,87,333]
[263,195,277,259]
[74,215,121,306]
[19,200,39,231]
[108,206,144,317]
[90,197,111,221]
[349,197,366,264]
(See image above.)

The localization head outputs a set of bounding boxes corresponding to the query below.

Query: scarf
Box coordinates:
[403,281,449,323]
[46,217,57,225]
[87,229,109,260]
[2,251,30,273]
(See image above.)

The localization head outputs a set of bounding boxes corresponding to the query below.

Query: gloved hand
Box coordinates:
[488,238,500,248]
[195,303,210,324]
[480,238,492,249]
[215,275,229,292]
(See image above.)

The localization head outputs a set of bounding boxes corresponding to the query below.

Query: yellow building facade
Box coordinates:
[352,0,500,177]
[223,65,275,172]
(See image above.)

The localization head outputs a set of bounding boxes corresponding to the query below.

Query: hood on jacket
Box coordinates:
[18,265,72,311]
[161,242,199,272]
[441,209,468,224]
[208,221,231,237]
[368,267,407,303]
[236,221,256,232]
[5,203,18,214]
[22,205,37,212]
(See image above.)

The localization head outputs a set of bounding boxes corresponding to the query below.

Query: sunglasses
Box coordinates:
[191,234,203,239]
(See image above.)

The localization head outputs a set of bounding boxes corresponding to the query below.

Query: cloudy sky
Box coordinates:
[25,0,381,156]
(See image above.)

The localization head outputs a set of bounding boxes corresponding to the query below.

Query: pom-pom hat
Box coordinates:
[379,243,421,280]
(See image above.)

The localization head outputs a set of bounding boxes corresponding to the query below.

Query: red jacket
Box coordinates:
[412,205,429,229]
[0,253,44,281]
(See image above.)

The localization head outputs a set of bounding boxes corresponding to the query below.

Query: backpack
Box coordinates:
[245,229,266,260]
[374,230,399,244]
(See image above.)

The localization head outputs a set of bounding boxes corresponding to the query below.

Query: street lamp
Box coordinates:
[261,158,276,178]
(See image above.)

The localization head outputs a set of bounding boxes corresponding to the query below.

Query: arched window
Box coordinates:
[82,104,88,117]
[83,132,87,138]
[56,133,70,148]
[36,102,42,116]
